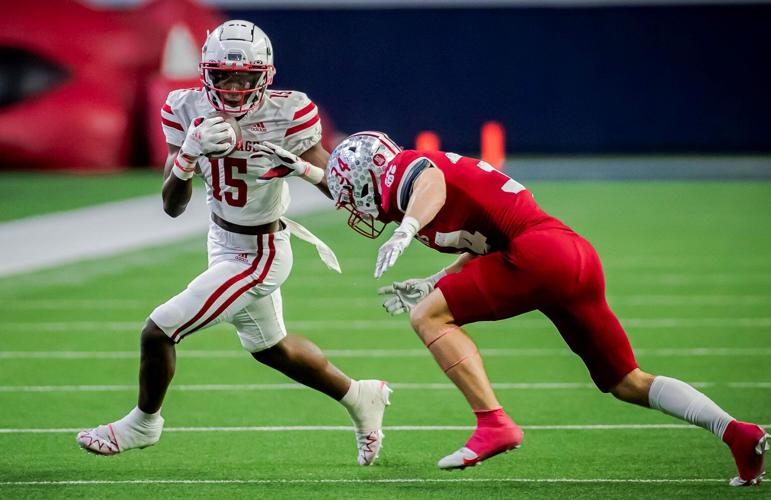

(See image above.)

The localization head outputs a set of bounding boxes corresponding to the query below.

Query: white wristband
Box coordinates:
[172,154,196,181]
[427,267,448,286]
[397,216,420,238]
[300,162,325,185]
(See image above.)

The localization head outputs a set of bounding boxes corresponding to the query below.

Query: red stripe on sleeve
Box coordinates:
[284,113,320,138]
[292,102,316,120]
[161,117,184,131]
[162,103,174,115]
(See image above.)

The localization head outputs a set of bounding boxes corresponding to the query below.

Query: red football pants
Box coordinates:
[437,227,638,392]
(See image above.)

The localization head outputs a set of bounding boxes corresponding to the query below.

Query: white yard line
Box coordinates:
[1,317,770,333]
[0,179,329,278]
[2,347,770,359]
[0,478,729,486]
[2,423,769,434]
[0,381,768,393]
[2,294,768,310]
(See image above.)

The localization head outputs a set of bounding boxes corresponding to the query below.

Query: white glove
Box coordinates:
[377,268,448,315]
[180,116,233,159]
[374,216,420,279]
[252,141,324,184]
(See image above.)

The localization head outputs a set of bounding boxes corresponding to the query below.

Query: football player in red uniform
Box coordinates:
[316,131,767,485]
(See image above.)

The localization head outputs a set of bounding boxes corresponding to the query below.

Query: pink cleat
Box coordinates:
[438,408,523,470]
[723,420,769,487]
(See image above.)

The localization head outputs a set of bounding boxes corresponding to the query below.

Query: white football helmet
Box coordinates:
[327,131,402,238]
[200,20,275,114]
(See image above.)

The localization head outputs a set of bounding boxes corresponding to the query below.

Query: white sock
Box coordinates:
[117,407,163,433]
[648,376,734,439]
[340,380,377,430]
[340,380,361,411]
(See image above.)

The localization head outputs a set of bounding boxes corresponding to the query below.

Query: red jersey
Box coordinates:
[378,150,567,255]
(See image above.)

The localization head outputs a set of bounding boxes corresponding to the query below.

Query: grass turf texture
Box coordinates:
[0,181,770,498]
[0,171,160,222]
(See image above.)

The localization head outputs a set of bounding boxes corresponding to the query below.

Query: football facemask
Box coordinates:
[334,184,386,239]
[327,131,402,239]
[201,65,270,113]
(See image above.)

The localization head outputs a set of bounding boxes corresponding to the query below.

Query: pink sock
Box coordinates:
[465,408,522,455]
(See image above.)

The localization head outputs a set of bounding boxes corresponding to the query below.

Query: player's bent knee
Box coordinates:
[609,368,654,405]
[141,319,172,346]
[409,300,450,338]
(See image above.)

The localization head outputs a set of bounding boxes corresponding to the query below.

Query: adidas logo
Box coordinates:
[249,122,267,133]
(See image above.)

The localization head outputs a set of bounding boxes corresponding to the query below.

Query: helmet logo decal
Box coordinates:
[384,163,397,187]
[373,153,386,167]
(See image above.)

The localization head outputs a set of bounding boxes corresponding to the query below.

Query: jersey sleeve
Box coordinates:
[281,92,322,156]
[379,152,435,219]
[380,151,434,220]
[160,90,187,147]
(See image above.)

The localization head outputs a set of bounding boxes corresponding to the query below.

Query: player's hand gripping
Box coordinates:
[252,141,324,184]
[377,268,447,315]
[181,116,233,159]
[374,217,420,279]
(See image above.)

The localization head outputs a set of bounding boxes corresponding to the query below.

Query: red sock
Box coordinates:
[723,419,738,446]
[465,408,523,456]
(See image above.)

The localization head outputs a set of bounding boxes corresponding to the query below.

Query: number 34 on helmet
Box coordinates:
[327,131,402,239]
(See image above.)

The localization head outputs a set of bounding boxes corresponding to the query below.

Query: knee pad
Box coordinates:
[149,302,185,338]
[425,325,479,373]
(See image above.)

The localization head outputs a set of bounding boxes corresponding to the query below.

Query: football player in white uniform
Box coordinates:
[76,20,391,466]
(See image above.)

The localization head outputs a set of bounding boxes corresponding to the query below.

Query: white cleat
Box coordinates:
[76,416,163,456]
[76,424,122,456]
[730,472,765,487]
[438,447,480,470]
[348,380,392,466]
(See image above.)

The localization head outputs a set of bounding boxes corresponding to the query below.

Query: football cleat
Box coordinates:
[725,421,769,487]
[76,416,163,456]
[347,380,392,465]
[76,425,121,456]
[438,411,523,470]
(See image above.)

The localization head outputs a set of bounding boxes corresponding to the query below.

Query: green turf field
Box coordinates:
[0,171,160,222]
[0,181,769,498]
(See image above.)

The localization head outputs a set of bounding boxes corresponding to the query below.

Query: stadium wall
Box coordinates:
[224,4,771,155]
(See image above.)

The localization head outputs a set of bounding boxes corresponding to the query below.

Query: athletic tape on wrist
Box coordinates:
[301,162,324,185]
[172,154,196,180]
[428,267,448,286]
[398,216,420,238]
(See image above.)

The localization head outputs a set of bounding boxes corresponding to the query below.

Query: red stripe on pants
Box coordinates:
[171,236,265,340]
[177,234,277,341]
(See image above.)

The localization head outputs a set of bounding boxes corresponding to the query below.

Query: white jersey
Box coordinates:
[161,88,323,225]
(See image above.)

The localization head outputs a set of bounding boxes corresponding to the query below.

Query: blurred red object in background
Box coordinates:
[0,0,221,171]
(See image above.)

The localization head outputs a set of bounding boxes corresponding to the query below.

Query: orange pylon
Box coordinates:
[415,131,441,152]
[481,121,505,169]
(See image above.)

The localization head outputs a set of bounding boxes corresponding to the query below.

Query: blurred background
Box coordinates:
[1,0,770,172]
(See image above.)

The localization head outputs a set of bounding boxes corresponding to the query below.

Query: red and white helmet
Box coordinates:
[327,131,402,238]
[200,20,275,114]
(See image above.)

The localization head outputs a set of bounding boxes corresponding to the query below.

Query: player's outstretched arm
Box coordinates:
[445,252,476,274]
[377,253,475,315]
[374,167,447,278]
[402,167,447,228]
[161,144,193,217]
[254,142,332,199]
[300,143,332,199]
